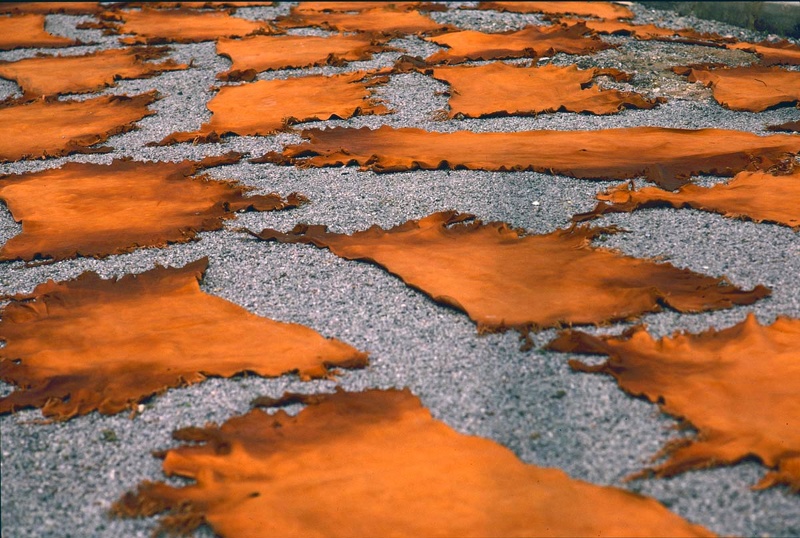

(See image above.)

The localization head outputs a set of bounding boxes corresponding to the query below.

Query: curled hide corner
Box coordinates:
[246,211,768,334]
[112,388,714,537]
[0,258,367,420]
[547,313,800,492]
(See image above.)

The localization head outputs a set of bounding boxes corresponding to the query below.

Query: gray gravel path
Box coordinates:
[1,3,799,537]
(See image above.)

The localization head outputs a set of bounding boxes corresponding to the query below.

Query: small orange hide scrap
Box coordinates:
[727,39,800,66]
[425,23,612,64]
[430,62,663,117]
[0,154,305,262]
[0,92,157,163]
[0,259,367,420]
[548,314,800,492]
[158,71,389,145]
[256,125,800,190]
[276,7,446,35]
[0,47,188,101]
[0,14,80,50]
[216,34,395,81]
[575,169,800,229]
[673,65,800,112]
[476,1,634,20]
[99,8,273,45]
[113,388,714,537]
[248,211,768,332]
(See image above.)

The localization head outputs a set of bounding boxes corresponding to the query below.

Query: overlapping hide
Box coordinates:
[424,23,612,64]
[113,389,714,537]
[0,154,306,262]
[275,7,447,35]
[94,8,273,45]
[0,91,157,163]
[548,314,800,492]
[216,33,395,81]
[158,71,389,145]
[574,169,800,230]
[673,65,800,112]
[0,259,367,420]
[255,125,800,190]
[428,62,663,117]
[0,47,188,101]
[0,14,81,50]
[476,1,634,20]
[248,211,768,332]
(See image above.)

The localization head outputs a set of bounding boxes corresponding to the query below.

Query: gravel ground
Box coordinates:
[1,3,799,537]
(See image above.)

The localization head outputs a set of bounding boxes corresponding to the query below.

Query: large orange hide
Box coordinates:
[548,314,800,492]
[0,259,367,420]
[97,8,273,45]
[727,39,800,66]
[559,18,730,47]
[674,65,800,112]
[113,388,714,537]
[575,168,800,229]
[0,47,188,101]
[0,92,157,163]
[256,125,800,190]
[276,7,447,35]
[476,1,634,20]
[429,62,663,117]
[425,23,612,64]
[248,211,768,332]
[216,33,395,80]
[0,154,305,262]
[0,14,80,50]
[291,2,442,13]
[0,2,101,15]
[158,71,389,145]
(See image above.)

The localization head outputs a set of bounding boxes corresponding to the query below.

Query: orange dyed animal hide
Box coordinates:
[255,125,800,190]
[673,65,800,112]
[425,23,612,64]
[292,2,444,13]
[276,7,447,35]
[113,388,714,537]
[0,47,188,101]
[428,62,663,117]
[0,2,102,15]
[216,34,395,81]
[548,314,800,492]
[0,259,367,420]
[727,39,800,66]
[159,71,389,145]
[0,92,157,163]
[476,1,634,20]
[558,18,730,47]
[574,169,800,230]
[96,8,273,45]
[767,120,800,133]
[0,14,81,50]
[248,211,768,332]
[0,154,305,262]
